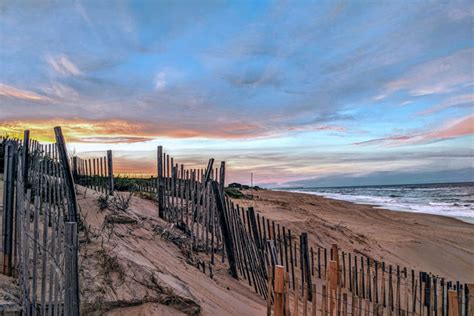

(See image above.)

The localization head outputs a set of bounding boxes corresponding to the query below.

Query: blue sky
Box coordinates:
[0,0,473,186]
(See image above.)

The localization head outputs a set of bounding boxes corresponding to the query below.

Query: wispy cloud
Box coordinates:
[420,94,474,115]
[379,48,473,98]
[154,71,167,90]
[0,83,51,102]
[47,54,81,76]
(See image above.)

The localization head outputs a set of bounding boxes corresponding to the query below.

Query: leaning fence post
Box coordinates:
[107,150,114,195]
[64,222,80,316]
[54,127,80,315]
[248,207,267,279]
[54,126,78,222]
[219,161,225,194]
[211,180,238,279]
[2,140,17,276]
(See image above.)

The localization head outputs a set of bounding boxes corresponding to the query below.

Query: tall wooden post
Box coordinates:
[22,130,30,193]
[54,127,80,315]
[198,158,214,207]
[211,180,238,279]
[2,140,17,276]
[107,150,114,195]
[64,222,80,316]
[157,146,164,218]
[54,127,78,221]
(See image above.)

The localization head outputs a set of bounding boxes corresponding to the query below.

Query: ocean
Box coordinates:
[284,182,474,223]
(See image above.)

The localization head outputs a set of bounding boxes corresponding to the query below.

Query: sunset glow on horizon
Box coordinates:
[1,1,473,187]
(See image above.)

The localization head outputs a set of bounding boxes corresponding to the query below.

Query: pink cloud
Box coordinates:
[354,115,474,146]
[429,115,474,139]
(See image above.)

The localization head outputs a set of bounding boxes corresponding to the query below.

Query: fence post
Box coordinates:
[447,290,458,316]
[72,156,78,180]
[107,150,114,195]
[54,126,78,222]
[211,180,238,279]
[248,207,267,279]
[302,233,313,301]
[467,284,473,316]
[22,130,29,193]
[64,222,80,316]
[267,266,273,316]
[219,161,225,193]
[312,283,317,316]
[329,260,338,316]
[54,127,80,315]
[274,265,285,316]
[2,140,17,276]
[157,146,164,218]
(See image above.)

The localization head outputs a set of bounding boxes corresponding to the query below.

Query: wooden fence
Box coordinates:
[153,146,472,315]
[240,213,472,316]
[1,128,80,315]
[72,149,113,195]
[46,143,472,316]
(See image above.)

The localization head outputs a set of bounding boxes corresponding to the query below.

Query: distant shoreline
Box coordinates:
[273,181,474,190]
[277,182,474,224]
[284,188,474,224]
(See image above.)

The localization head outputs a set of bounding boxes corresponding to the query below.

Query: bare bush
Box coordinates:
[97,194,110,211]
[109,192,133,213]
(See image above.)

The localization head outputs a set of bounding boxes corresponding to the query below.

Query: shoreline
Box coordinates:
[234,188,474,282]
[283,188,474,224]
[279,187,474,224]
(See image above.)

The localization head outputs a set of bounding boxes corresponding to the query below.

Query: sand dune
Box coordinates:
[77,188,266,315]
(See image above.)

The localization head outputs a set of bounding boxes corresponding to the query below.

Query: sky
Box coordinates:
[0,0,473,187]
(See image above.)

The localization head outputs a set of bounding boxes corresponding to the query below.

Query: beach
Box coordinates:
[233,189,474,282]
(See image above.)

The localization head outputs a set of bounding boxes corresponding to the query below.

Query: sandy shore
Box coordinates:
[233,189,474,282]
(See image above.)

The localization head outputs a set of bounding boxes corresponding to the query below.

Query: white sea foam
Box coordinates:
[286,184,474,221]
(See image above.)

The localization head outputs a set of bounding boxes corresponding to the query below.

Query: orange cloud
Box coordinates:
[0,119,154,143]
[0,118,264,143]
[1,115,350,144]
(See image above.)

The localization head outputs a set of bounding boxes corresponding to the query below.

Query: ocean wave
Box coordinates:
[286,188,474,220]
